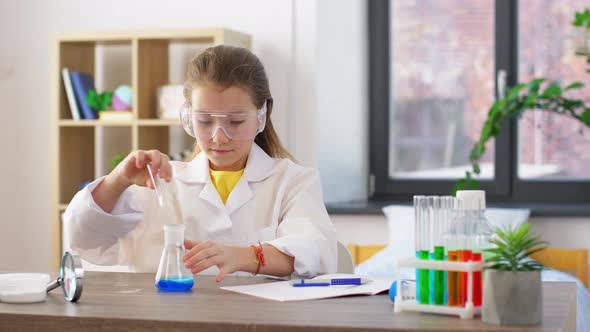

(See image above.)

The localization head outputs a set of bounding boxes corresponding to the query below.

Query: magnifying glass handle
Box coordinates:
[47,278,62,293]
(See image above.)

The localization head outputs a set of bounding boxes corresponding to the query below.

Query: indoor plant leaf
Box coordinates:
[565,82,585,90]
[582,108,590,126]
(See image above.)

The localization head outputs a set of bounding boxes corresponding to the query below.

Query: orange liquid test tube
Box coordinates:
[447,250,461,306]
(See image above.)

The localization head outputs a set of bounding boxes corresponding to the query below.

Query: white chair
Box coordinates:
[336,241,355,274]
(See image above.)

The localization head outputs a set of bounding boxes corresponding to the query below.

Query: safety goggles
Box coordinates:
[180,103,267,140]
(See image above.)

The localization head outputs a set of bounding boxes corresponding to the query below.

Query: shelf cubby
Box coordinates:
[59,127,95,205]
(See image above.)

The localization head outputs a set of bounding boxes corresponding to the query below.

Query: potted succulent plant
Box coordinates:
[482,223,547,326]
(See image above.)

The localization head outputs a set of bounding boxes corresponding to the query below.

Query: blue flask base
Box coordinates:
[156,277,194,291]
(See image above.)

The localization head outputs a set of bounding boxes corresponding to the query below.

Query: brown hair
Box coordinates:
[184,45,293,161]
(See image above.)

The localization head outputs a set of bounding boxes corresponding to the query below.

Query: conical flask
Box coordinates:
[155,224,194,291]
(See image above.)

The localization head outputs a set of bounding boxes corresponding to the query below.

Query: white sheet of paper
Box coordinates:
[220,274,394,302]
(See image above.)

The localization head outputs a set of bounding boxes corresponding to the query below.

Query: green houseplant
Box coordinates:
[482,223,548,326]
[573,8,590,71]
[108,152,128,173]
[86,89,113,112]
[454,9,590,193]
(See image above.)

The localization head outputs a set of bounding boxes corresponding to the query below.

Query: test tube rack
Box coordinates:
[394,257,486,319]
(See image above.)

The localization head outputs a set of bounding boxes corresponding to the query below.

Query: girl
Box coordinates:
[64,45,337,282]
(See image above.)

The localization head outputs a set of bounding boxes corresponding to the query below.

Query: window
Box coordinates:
[369,0,590,204]
[388,0,495,181]
[518,0,590,180]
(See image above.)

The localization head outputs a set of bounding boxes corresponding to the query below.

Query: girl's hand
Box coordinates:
[111,150,173,189]
[183,240,251,282]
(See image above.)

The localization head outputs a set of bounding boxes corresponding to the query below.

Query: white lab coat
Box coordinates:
[64,144,337,277]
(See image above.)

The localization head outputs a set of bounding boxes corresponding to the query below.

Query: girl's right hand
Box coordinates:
[111,150,173,189]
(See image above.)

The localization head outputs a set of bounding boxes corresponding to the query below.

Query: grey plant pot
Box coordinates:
[482,270,542,326]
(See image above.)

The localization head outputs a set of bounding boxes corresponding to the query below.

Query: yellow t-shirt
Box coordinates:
[209,168,245,204]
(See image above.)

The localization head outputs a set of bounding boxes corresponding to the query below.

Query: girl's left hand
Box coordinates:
[183,240,248,282]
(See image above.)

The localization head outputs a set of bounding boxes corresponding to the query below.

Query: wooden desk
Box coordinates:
[0,272,576,332]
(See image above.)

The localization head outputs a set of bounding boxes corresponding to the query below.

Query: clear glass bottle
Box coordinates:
[455,190,493,307]
[155,224,194,291]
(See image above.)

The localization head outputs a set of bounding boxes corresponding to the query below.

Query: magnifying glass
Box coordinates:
[47,251,84,302]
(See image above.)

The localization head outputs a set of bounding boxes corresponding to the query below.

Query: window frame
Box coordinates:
[368,0,590,205]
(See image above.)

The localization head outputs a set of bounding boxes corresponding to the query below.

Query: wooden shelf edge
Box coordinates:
[54,28,229,43]
[59,119,181,127]
[137,119,181,126]
[59,119,134,127]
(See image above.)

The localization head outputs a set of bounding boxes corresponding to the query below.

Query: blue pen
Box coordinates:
[290,278,372,287]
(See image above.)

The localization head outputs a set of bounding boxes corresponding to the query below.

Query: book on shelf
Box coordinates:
[61,68,81,120]
[98,110,133,121]
[69,71,98,119]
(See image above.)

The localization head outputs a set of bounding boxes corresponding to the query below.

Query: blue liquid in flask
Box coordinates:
[156,277,194,292]
[155,225,194,292]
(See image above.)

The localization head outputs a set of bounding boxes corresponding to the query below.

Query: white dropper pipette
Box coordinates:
[146,163,164,207]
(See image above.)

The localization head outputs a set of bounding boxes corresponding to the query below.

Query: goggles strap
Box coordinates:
[257,102,268,133]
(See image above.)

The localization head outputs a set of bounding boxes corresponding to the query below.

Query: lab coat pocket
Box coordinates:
[247,225,277,244]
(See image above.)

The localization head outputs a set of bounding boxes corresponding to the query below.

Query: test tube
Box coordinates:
[418,197,430,305]
[427,196,435,304]
[148,164,183,225]
[472,197,484,306]
[447,197,461,307]
[413,195,423,302]
[460,199,474,307]
[441,196,455,305]
[413,196,429,304]
[432,197,445,305]
[427,196,434,304]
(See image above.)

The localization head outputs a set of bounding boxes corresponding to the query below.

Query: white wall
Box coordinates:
[0,0,21,271]
[317,0,368,203]
[290,0,318,166]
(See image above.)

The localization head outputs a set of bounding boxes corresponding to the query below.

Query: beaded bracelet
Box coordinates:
[250,242,266,275]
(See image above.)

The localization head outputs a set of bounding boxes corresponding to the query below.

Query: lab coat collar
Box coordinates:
[175,143,276,184]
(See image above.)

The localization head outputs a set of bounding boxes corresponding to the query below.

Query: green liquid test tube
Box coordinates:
[419,250,430,304]
[433,246,445,305]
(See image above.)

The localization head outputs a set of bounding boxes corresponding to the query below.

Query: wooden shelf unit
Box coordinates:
[51,28,251,268]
